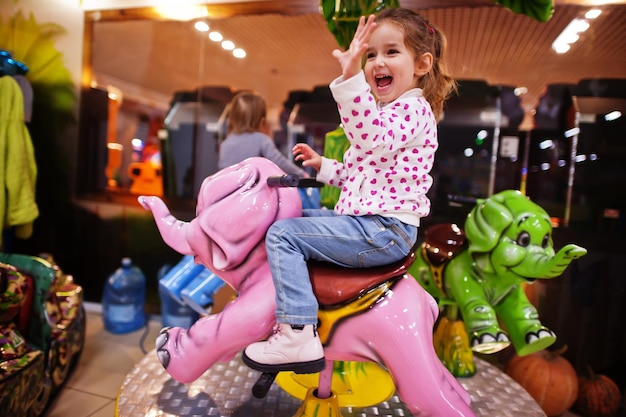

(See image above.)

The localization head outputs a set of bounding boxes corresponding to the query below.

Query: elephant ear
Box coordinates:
[465,191,518,255]
[189,158,293,271]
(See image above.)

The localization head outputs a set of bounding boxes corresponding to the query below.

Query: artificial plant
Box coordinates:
[0,8,76,256]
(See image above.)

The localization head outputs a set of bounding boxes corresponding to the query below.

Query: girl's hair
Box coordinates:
[375,8,457,122]
[227,91,267,135]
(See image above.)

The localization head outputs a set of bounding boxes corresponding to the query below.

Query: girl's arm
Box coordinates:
[293,141,350,189]
[292,143,322,172]
[260,136,308,177]
[332,15,377,80]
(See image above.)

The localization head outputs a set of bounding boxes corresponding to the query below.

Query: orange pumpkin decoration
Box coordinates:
[576,366,622,417]
[506,347,578,417]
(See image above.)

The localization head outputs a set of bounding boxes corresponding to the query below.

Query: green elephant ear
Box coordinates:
[465,192,515,255]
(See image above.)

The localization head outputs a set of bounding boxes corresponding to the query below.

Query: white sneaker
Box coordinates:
[243,323,325,374]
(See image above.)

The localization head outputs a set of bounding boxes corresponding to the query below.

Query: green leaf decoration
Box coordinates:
[0,10,75,112]
[492,0,554,22]
[321,0,400,49]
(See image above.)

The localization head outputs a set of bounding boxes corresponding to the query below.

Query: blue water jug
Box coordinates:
[158,257,201,328]
[102,257,147,334]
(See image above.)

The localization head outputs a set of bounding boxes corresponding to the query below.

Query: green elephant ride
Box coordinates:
[319,126,350,209]
[410,190,587,359]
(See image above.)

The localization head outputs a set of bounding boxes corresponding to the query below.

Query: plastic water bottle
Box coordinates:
[158,257,201,328]
[102,257,147,334]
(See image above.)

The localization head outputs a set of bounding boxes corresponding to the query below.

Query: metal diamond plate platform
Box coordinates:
[116,350,546,417]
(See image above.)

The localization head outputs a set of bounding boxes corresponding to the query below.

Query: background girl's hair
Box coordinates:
[376,8,457,122]
[227,91,267,135]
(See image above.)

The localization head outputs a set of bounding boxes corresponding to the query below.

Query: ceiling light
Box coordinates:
[570,18,590,32]
[207,32,245,59]
[585,9,602,19]
[155,5,207,21]
[194,21,209,32]
[209,31,223,42]
[552,17,590,54]
[233,48,246,59]
[554,43,570,54]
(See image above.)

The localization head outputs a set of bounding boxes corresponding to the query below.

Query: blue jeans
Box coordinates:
[266,209,418,325]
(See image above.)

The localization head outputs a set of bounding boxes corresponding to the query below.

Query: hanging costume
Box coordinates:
[0,75,39,246]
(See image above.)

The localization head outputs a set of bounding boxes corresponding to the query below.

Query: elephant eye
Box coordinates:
[516,232,531,247]
[542,233,550,249]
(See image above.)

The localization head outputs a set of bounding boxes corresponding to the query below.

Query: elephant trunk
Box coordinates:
[138,196,194,255]
[532,243,587,278]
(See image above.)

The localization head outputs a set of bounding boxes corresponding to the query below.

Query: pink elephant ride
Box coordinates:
[138,157,475,417]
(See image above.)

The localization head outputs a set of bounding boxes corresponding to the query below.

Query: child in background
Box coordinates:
[218,91,309,177]
[243,8,456,374]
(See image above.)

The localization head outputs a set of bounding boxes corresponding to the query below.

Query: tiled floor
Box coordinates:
[44,302,584,417]
[44,302,164,417]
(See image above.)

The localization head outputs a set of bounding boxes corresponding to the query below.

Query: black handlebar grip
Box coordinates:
[297,178,325,188]
[252,372,277,398]
[266,175,300,188]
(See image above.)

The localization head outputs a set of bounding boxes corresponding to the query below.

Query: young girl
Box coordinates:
[218,91,309,177]
[243,8,456,374]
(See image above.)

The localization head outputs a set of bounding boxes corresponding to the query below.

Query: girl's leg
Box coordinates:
[243,210,416,373]
[268,210,417,325]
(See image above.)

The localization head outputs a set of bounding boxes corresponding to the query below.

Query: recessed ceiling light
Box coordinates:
[194,21,209,32]
[554,43,570,54]
[209,31,223,42]
[552,17,590,54]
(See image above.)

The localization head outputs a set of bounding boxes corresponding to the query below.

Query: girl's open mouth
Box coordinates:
[376,75,393,89]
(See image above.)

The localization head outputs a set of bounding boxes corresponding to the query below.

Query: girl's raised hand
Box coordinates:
[293,143,322,172]
[332,14,377,80]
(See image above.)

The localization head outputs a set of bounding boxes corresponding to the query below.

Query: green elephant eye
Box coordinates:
[542,233,550,249]
[516,232,531,247]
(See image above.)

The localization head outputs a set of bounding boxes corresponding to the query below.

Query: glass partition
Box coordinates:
[78,3,626,233]
[78,4,340,204]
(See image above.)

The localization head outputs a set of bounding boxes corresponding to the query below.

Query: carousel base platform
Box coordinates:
[116,350,546,417]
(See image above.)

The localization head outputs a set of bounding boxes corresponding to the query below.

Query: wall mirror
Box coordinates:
[78,2,343,204]
[77,1,626,230]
